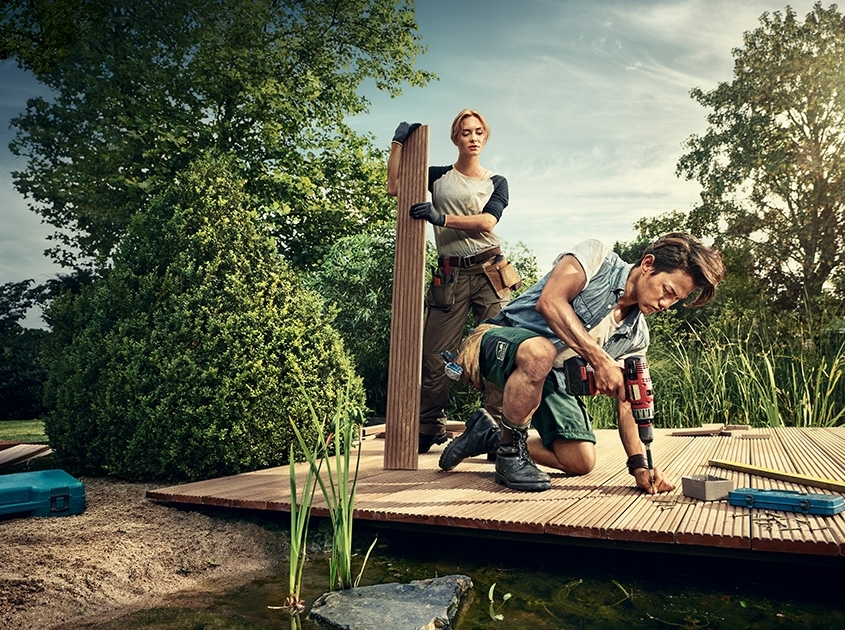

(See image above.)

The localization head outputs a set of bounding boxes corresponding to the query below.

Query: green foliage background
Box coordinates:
[40,156,365,481]
[2,0,432,270]
[0,281,47,419]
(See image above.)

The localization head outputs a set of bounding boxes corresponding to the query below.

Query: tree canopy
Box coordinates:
[2,0,433,270]
[677,2,845,311]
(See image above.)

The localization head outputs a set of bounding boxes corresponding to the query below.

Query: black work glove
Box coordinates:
[392,121,421,145]
[409,201,446,227]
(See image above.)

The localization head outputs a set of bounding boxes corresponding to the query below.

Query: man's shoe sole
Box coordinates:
[494,473,552,492]
[419,433,448,454]
[438,410,496,470]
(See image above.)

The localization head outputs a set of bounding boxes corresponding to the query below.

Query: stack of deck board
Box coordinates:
[0,442,53,472]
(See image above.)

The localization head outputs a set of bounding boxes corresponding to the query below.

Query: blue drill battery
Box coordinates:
[440,350,463,381]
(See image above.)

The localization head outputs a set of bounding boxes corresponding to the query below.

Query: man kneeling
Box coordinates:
[438,233,725,493]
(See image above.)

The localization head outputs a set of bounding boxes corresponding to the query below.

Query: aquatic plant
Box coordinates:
[291,381,374,591]
[284,440,322,616]
[487,582,512,621]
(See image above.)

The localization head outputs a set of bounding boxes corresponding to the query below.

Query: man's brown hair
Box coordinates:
[639,232,725,307]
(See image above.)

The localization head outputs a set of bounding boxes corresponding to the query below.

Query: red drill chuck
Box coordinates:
[624,356,655,473]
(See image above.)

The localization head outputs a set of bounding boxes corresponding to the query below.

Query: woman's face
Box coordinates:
[456,116,486,157]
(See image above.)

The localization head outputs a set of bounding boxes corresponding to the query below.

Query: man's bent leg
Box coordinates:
[527,436,596,475]
[480,328,556,491]
[501,337,557,425]
[528,374,597,474]
[438,408,501,471]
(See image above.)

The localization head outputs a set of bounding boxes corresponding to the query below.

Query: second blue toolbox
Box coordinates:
[728,487,844,516]
[0,469,86,519]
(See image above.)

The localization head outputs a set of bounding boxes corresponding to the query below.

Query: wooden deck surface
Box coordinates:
[147,427,845,560]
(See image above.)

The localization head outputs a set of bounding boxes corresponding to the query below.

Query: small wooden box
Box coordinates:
[682,475,733,501]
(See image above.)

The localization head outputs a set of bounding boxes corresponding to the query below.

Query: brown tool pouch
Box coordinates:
[455,322,501,389]
[482,257,522,298]
[426,267,459,311]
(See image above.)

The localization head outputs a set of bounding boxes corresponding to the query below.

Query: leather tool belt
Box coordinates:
[438,246,501,269]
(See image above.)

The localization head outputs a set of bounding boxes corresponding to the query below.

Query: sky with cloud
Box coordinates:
[0,0,822,314]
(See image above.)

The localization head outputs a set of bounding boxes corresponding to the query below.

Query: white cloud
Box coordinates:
[0,0,828,286]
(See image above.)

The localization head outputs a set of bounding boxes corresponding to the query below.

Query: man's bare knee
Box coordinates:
[553,440,596,475]
[514,337,557,381]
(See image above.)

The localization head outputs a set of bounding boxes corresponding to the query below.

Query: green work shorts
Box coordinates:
[479,326,596,448]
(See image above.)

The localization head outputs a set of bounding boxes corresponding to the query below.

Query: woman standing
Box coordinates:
[387,110,513,453]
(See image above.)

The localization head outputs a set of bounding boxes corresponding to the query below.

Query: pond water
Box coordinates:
[94,522,843,629]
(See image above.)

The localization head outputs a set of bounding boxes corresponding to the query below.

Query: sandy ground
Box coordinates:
[0,476,288,629]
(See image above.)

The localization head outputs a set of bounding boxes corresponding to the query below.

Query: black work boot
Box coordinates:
[418,432,448,454]
[438,409,501,471]
[494,424,551,492]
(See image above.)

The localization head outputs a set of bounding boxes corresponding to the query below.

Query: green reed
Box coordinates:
[586,312,845,430]
[277,440,321,618]
[291,382,373,591]
[649,314,845,429]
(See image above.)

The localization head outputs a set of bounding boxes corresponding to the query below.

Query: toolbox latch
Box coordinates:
[51,490,70,513]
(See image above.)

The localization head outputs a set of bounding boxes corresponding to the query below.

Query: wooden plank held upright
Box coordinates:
[384,125,429,470]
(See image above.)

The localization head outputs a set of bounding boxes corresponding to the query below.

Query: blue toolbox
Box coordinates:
[0,469,86,519]
[728,487,844,516]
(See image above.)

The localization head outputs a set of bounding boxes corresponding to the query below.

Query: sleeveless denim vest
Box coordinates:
[495,247,650,361]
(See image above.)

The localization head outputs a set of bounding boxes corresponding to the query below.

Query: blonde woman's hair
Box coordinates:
[450,109,490,146]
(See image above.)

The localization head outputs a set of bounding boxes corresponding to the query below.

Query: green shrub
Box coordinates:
[41,155,364,481]
[310,228,401,416]
[0,281,48,420]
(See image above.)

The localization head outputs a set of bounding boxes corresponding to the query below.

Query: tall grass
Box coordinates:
[648,309,845,429]
[585,308,845,430]
[283,441,322,617]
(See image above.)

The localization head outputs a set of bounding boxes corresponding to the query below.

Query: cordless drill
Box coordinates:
[624,356,655,485]
[563,355,656,483]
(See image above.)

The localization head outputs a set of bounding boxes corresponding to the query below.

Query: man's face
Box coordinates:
[636,258,697,315]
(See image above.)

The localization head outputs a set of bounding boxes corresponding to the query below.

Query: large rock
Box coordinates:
[308,574,473,630]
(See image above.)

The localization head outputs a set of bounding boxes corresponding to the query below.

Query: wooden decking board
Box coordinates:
[676,423,751,548]
[809,428,845,462]
[148,428,845,561]
[602,431,709,544]
[546,493,646,540]
[543,429,678,540]
[740,429,844,555]
[0,443,52,470]
[774,427,845,481]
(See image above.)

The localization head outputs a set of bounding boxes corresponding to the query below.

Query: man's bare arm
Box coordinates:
[535,255,624,398]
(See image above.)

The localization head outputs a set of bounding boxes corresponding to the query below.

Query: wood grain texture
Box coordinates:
[148,428,845,560]
[384,126,429,470]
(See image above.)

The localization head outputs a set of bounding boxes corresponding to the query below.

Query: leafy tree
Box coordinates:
[41,155,365,481]
[2,0,433,270]
[677,2,845,312]
[310,227,399,416]
[678,3,845,308]
[0,280,48,419]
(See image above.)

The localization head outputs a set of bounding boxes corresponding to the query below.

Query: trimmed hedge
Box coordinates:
[42,156,364,481]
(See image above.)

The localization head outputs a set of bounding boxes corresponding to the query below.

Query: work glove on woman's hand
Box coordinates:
[392,121,421,145]
[409,201,446,227]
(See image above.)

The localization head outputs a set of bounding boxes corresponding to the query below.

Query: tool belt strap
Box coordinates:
[438,247,501,269]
